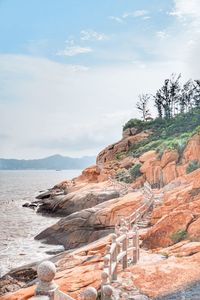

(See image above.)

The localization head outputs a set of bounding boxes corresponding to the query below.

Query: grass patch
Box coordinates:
[123,109,200,158]
[171,229,188,244]
[129,163,142,180]
[116,169,132,184]
[186,160,200,174]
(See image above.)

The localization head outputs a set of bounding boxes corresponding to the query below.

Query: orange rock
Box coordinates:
[119,156,136,169]
[161,149,179,168]
[0,236,110,300]
[162,161,177,185]
[127,252,200,298]
[77,165,100,183]
[157,241,200,257]
[96,131,151,166]
[139,150,157,163]
[188,217,200,240]
[142,210,194,249]
[183,133,200,163]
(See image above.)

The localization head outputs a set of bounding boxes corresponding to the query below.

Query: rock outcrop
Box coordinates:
[96,130,151,166]
[142,169,200,249]
[0,236,110,300]
[35,191,143,249]
[37,181,121,216]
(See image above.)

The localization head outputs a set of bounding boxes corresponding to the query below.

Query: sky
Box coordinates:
[0,0,200,159]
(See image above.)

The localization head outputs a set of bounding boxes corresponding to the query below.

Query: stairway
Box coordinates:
[137,211,152,229]
[112,271,151,300]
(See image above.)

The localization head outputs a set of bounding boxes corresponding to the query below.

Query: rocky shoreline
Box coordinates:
[1,128,200,299]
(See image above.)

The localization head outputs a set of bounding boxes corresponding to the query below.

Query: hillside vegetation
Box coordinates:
[123,108,200,158]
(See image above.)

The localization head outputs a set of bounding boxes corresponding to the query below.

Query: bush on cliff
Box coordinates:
[130,163,142,180]
[171,229,188,244]
[186,160,200,174]
[116,169,132,183]
[124,108,200,158]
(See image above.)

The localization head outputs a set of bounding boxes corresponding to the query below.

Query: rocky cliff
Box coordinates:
[2,113,200,300]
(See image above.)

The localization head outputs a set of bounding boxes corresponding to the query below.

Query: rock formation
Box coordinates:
[35,191,143,249]
[2,121,200,300]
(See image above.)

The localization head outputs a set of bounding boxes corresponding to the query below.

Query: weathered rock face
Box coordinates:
[183,132,200,162]
[142,210,193,249]
[157,241,200,257]
[138,133,200,188]
[76,165,100,183]
[188,218,200,240]
[127,252,200,299]
[96,131,151,167]
[122,127,138,139]
[139,150,180,187]
[142,169,200,249]
[37,182,121,216]
[35,191,143,250]
[0,236,110,300]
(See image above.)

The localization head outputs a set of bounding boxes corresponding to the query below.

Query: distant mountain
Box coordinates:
[0,154,96,170]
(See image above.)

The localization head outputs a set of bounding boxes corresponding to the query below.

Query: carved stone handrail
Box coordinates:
[29,261,108,300]
[101,181,155,300]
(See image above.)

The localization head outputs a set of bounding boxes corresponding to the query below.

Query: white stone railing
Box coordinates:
[29,261,109,300]
[30,182,154,300]
[101,181,154,299]
[101,222,139,298]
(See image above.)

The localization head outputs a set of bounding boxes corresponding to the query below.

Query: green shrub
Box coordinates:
[115,151,126,160]
[123,118,144,131]
[171,229,188,244]
[124,108,200,158]
[186,160,200,174]
[116,169,132,183]
[129,163,142,180]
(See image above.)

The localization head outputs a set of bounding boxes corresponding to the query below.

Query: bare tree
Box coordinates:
[193,80,200,108]
[136,94,151,121]
[154,74,181,119]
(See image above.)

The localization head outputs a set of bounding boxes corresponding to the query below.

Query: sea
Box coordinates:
[0,169,81,277]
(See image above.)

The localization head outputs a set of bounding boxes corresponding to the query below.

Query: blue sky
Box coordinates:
[0,0,200,158]
[0,0,174,64]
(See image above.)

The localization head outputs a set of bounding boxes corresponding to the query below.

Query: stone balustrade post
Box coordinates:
[82,287,97,300]
[121,226,128,270]
[35,261,58,300]
[101,271,109,300]
[103,255,110,278]
[132,227,137,264]
[111,234,117,281]
[105,245,111,255]
[134,225,139,261]
[102,285,114,300]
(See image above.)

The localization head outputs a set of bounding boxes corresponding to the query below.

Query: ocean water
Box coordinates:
[0,170,81,276]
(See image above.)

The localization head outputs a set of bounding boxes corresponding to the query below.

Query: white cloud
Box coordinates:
[56,45,92,56]
[109,10,149,24]
[80,30,108,41]
[156,31,170,39]
[108,16,124,23]
[122,10,149,18]
[170,0,200,18]
[0,54,188,159]
[163,0,200,78]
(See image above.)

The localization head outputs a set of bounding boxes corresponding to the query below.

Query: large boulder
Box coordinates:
[126,252,200,299]
[142,169,200,249]
[35,191,143,250]
[37,182,121,216]
[188,217,200,240]
[96,131,151,166]
[0,236,110,300]
[183,133,200,163]
[142,210,193,249]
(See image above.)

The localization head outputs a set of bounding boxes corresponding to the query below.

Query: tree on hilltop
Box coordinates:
[136,94,152,121]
